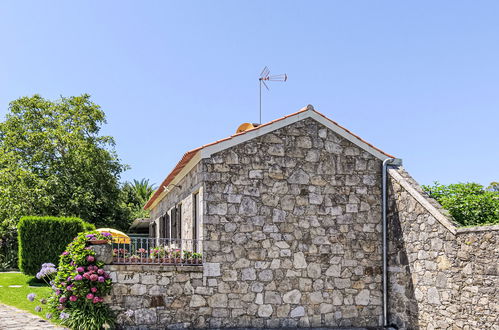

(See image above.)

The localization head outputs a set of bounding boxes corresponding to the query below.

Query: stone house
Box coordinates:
[106,105,498,329]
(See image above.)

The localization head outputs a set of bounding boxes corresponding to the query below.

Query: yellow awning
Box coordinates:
[96,228,131,244]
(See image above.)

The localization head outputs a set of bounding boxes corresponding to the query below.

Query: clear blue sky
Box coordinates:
[1,1,498,187]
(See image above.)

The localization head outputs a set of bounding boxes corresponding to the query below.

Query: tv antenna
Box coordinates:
[259,66,287,124]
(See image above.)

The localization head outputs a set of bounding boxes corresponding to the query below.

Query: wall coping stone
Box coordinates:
[388,168,457,234]
[103,264,203,272]
[456,224,499,234]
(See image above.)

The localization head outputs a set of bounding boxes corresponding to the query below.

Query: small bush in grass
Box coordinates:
[18,216,95,276]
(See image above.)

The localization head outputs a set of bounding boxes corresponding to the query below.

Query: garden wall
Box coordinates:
[387,168,499,329]
[103,264,207,328]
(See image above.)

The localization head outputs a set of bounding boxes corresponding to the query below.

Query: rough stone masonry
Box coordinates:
[105,115,498,329]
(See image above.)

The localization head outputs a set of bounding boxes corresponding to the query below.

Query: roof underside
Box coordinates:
[144,105,394,210]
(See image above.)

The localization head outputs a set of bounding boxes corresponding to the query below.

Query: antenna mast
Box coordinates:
[259,66,287,124]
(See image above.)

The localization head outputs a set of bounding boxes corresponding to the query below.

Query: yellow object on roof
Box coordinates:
[96,228,130,244]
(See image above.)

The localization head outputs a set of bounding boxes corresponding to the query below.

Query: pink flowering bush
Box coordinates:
[48,231,114,329]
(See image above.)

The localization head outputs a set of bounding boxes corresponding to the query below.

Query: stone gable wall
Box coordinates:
[201,117,384,328]
[388,169,499,329]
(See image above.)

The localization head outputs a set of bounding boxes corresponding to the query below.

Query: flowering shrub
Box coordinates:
[48,231,114,329]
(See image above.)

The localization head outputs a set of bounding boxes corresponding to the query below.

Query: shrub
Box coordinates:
[83,222,97,232]
[49,231,114,329]
[0,230,18,270]
[423,182,499,226]
[18,216,94,276]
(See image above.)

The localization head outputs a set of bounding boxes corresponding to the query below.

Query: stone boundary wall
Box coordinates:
[103,264,207,329]
[451,227,499,328]
[387,168,499,329]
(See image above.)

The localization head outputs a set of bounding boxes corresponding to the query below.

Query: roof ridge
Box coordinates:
[144,105,393,210]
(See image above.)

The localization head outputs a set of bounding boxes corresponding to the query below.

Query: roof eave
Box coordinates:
[144,105,395,210]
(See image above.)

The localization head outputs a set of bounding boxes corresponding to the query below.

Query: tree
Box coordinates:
[122,179,156,219]
[0,94,130,267]
[488,182,499,192]
[422,182,499,226]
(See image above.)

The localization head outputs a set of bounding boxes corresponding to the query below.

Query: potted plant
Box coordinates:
[137,248,147,263]
[86,232,112,245]
[162,248,173,264]
[192,252,203,264]
[172,249,182,264]
[112,248,129,263]
[183,251,193,264]
[150,247,166,263]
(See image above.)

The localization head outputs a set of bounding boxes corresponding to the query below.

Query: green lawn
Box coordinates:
[0,272,52,319]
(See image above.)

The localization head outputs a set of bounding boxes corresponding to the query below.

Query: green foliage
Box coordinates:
[488,182,499,192]
[0,94,129,229]
[17,216,92,276]
[49,231,114,329]
[0,94,131,267]
[61,305,115,330]
[0,230,18,269]
[122,178,156,219]
[83,222,97,232]
[422,182,499,226]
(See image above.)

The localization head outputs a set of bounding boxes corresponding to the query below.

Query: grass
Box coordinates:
[0,272,52,319]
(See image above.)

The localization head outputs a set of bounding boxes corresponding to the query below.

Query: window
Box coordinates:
[193,192,198,241]
[149,221,157,238]
[170,204,182,241]
[159,213,170,240]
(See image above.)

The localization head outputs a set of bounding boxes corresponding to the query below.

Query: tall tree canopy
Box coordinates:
[0,94,130,235]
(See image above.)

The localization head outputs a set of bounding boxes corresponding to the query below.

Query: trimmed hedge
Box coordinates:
[83,221,97,232]
[18,216,96,276]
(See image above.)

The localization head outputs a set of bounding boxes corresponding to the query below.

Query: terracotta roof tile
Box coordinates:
[144,106,393,210]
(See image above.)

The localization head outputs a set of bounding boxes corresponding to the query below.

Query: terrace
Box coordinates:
[111,238,203,265]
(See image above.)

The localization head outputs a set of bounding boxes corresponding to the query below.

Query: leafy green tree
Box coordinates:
[422,182,499,226]
[122,179,156,219]
[0,94,131,267]
[488,182,499,192]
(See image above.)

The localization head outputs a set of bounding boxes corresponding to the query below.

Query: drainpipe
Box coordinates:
[382,157,402,328]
